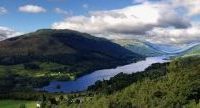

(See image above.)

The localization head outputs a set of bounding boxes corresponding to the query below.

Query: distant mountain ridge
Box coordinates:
[113,39,200,57]
[112,39,165,56]
[146,42,200,54]
[181,44,200,56]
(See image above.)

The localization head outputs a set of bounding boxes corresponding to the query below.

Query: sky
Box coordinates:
[0,0,200,44]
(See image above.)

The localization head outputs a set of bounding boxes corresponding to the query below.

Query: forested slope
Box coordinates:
[69,56,200,108]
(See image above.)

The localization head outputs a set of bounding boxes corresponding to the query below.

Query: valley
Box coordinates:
[1,1,200,108]
[0,29,199,108]
[42,56,169,93]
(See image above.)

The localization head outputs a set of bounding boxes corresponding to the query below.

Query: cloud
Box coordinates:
[82,4,89,9]
[52,2,194,44]
[19,5,46,13]
[0,7,7,15]
[133,0,147,4]
[146,25,200,44]
[0,26,22,41]
[158,10,191,29]
[173,0,200,16]
[54,8,72,16]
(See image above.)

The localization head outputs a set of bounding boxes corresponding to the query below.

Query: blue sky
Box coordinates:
[0,0,136,32]
[0,0,200,44]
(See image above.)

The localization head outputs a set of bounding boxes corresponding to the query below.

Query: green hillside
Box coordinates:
[0,100,36,108]
[112,39,164,56]
[182,44,200,56]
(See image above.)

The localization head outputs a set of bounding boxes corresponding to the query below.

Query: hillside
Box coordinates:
[0,29,141,60]
[0,29,143,92]
[66,56,200,108]
[182,44,200,56]
[112,39,165,56]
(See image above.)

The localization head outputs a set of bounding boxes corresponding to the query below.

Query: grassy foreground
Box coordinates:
[0,100,36,108]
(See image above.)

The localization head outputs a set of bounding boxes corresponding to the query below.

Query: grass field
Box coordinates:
[0,100,36,108]
[0,61,77,82]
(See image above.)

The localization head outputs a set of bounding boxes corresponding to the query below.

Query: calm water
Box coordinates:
[42,56,169,93]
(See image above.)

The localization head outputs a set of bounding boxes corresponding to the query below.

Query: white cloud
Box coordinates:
[82,4,89,9]
[133,0,147,4]
[52,2,194,44]
[0,26,23,41]
[173,0,200,16]
[49,0,200,45]
[146,26,200,44]
[19,5,46,13]
[0,7,7,15]
[54,8,72,16]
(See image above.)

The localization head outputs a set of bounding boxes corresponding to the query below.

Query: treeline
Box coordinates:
[0,53,108,65]
[0,73,50,93]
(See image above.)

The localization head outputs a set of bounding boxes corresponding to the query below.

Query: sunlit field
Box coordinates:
[0,100,36,108]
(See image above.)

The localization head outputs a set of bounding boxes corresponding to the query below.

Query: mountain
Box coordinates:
[0,29,143,92]
[112,39,165,56]
[146,42,200,54]
[0,29,143,65]
[181,44,200,56]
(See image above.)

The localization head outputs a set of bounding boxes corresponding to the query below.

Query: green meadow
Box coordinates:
[0,100,36,108]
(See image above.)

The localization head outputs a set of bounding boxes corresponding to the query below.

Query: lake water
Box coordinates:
[42,56,170,93]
